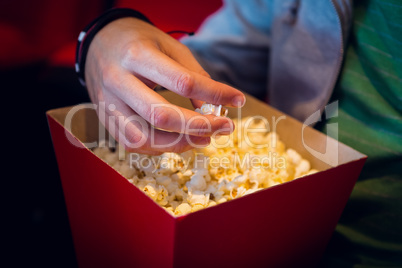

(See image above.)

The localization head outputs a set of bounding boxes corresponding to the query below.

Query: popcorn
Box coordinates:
[143,184,158,200]
[173,188,187,202]
[195,103,228,117]
[210,190,224,201]
[155,153,185,175]
[232,174,248,186]
[244,188,263,196]
[207,201,217,207]
[286,148,302,165]
[169,201,180,210]
[118,163,137,179]
[295,159,311,178]
[164,207,174,215]
[174,203,192,216]
[127,175,140,185]
[186,175,207,191]
[186,168,210,191]
[191,204,205,212]
[156,176,172,187]
[166,181,179,194]
[216,197,227,204]
[230,186,244,199]
[93,116,317,217]
[104,152,119,166]
[187,190,210,206]
[156,185,169,206]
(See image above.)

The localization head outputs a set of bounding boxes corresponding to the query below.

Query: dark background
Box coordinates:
[4,65,88,268]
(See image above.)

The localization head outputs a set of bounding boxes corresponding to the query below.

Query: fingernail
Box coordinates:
[232,95,245,107]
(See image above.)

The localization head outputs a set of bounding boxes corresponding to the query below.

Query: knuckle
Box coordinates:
[175,72,194,97]
[124,131,145,147]
[179,44,192,54]
[211,89,223,105]
[123,45,142,63]
[102,67,116,88]
[102,66,119,90]
[148,107,170,128]
[190,118,210,136]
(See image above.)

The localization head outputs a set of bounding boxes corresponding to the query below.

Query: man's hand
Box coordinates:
[85,17,245,154]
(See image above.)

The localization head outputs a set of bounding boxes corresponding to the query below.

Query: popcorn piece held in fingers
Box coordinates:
[195,103,228,117]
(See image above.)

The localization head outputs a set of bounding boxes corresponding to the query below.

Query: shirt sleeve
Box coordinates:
[181,0,274,100]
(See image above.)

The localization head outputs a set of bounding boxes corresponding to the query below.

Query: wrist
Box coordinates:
[75,8,153,87]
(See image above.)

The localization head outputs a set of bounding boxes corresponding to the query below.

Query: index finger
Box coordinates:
[126,48,246,108]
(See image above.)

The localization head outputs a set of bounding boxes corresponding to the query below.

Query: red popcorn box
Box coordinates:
[47,91,366,268]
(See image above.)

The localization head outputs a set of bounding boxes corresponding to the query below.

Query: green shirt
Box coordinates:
[319,0,402,266]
